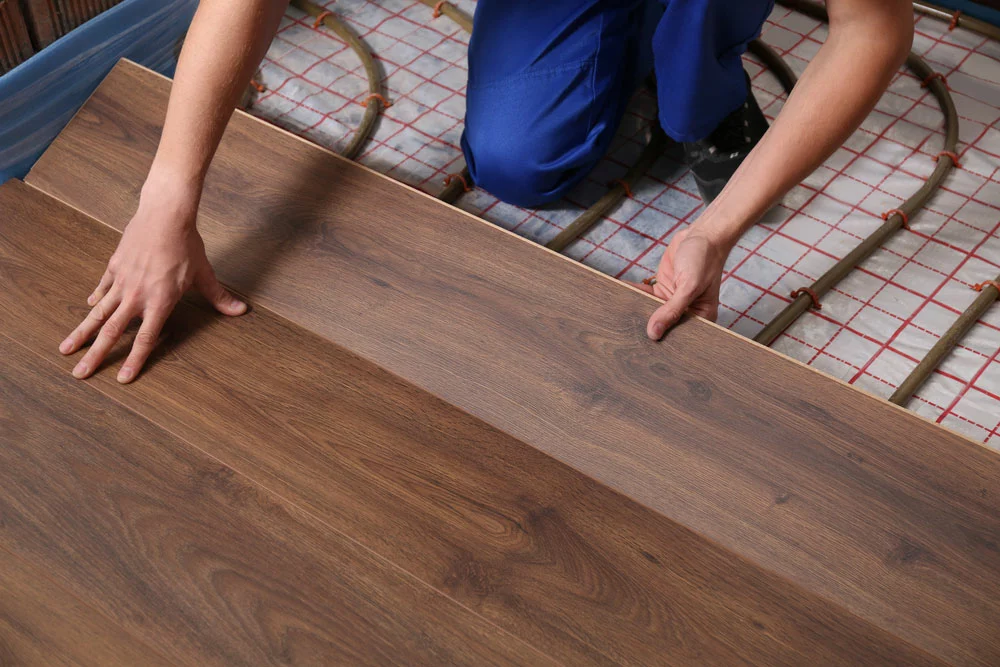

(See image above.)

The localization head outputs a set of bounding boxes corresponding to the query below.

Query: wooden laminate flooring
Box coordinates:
[1,178,952,665]
[0,339,558,665]
[2,59,999,665]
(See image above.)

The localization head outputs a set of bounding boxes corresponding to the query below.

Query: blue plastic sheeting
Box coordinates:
[928,0,1000,26]
[0,0,196,183]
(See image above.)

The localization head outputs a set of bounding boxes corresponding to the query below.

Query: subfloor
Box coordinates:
[249,1,1000,447]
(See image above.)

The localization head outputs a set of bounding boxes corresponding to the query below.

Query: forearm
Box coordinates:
[144,0,289,209]
[694,0,913,252]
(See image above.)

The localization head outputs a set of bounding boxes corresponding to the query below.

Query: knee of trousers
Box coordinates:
[461,123,594,208]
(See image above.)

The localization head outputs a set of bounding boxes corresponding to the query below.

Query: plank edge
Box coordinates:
[21,61,987,451]
[0,179,978,667]
[0,277,564,667]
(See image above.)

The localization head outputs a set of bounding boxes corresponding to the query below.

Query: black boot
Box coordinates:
[682,70,769,204]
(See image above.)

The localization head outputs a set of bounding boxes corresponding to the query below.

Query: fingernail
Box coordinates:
[87,295,95,306]
[59,337,73,354]
[72,361,89,378]
[117,367,133,383]
[651,323,666,339]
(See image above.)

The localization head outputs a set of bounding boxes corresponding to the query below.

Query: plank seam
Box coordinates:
[21,84,988,452]
[0,331,950,667]
[0,329,568,667]
[0,182,976,664]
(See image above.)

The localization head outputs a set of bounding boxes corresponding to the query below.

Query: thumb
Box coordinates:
[196,267,247,316]
[646,287,695,340]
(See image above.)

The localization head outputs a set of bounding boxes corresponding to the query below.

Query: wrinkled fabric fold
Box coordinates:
[462,0,772,206]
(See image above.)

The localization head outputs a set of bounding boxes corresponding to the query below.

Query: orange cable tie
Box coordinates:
[250,79,266,93]
[921,71,948,89]
[359,93,392,108]
[881,208,910,229]
[312,10,332,28]
[949,9,962,31]
[934,150,962,168]
[432,1,448,18]
[444,172,471,192]
[610,178,633,198]
[791,287,822,310]
[972,280,1000,293]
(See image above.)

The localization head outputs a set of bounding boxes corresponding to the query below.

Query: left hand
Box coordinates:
[632,228,727,340]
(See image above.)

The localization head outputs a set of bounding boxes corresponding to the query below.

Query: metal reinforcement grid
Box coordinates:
[248,0,1000,448]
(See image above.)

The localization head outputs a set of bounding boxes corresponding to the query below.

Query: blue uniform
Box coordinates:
[461,0,774,207]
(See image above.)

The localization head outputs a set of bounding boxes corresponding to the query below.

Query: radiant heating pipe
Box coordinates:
[416,0,472,33]
[437,165,471,204]
[890,276,1000,405]
[754,0,961,346]
[414,2,479,205]
[913,0,1000,41]
[290,0,387,159]
[885,3,1000,406]
[747,38,798,93]
[757,0,1000,412]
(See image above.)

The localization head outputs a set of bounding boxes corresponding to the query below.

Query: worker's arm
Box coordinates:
[59,0,289,382]
[639,0,913,339]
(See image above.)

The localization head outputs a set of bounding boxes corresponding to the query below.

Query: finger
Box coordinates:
[196,267,247,316]
[629,279,676,300]
[87,270,114,306]
[117,307,169,384]
[72,305,134,379]
[646,288,697,340]
[629,281,657,296]
[60,290,122,355]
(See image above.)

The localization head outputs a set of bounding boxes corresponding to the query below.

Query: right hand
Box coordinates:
[632,228,726,339]
[59,184,247,383]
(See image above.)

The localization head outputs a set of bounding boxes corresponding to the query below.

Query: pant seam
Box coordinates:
[586,11,605,136]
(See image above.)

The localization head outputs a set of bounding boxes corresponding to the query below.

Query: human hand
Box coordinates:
[59,186,246,383]
[633,228,727,340]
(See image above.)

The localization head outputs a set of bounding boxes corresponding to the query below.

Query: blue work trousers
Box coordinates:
[461,0,774,206]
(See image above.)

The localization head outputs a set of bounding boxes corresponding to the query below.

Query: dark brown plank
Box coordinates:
[0,337,552,665]
[25,61,1000,665]
[0,179,948,666]
[0,547,172,666]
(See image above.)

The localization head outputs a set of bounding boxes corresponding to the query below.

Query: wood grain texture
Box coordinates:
[23,60,1000,666]
[0,547,173,666]
[0,338,552,666]
[0,179,949,667]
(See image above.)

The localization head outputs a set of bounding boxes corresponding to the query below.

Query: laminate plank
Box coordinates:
[0,179,947,666]
[0,547,172,666]
[25,61,1000,665]
[0,333,552,666]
